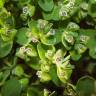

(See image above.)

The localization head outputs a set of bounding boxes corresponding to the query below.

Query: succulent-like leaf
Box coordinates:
[0,39,13,58]
[76,76,96,96]
[1,78,22,96]
[16,27,30,45]
[49,65,61,86]
[38,0,54,12]
[42,5,60,21]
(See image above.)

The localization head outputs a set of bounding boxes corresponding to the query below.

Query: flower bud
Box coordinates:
[12,65,24,77]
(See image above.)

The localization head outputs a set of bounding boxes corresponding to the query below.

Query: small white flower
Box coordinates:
[80,35,90,43]
[26,32,32,38]
[80,2,88,11]
[45,50,53,58]
[67,22,80,30]
[5,28,11,36]
[66,35,74,44]
[75,44,87,54]
[18,47,26,58]
[59,10,68,17]
[25,48,32,55]
[46,29,56,36]
[31,37,38,43]
[36,71,42,78]
[37,19,48,29]
[64,32,74,45]
[19,47,26,53]
[23,6,29,14]
[53,49,63,64]
[59,71,65,77]
[54,56,63,64]
[68,2,74,9]
[49,29,55,35]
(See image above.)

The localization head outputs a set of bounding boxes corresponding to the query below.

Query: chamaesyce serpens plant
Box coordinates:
[0,0,96,96]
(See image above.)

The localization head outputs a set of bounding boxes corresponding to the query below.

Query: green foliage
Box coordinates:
[38,0,54,12]
[0,40,13,58]
[1,79,22,96]
[0,0,5,8]
[76,76,96,96]
[0,0,96,96]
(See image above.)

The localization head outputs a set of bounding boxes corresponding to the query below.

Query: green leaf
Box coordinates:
[56,55,73,84]
[0,28,17,41]
[42,5,60,21]
[89,48,96,59]
[0,39,13,58]
[40,36,57,45]
[26,44,37,57]
[0,70,10,86]
[37,42,55,61]
[40,29,63,45]
[28,20,39,37]
[38,0,54,12]
[79,29,96,59]
[19,78,29,89]
[27,86,43,96]
[49,65,61,86]
[16,28,30,45]
[5,16,15,28]
[27,57,41,70]
[37,71,51,82]
[18,0,31,7]
[57,65,73,84]
[12,65,24,77]
[16,44,37,61]
[70,50,82,61]
[88,0,96,18]
[76,76,96,96]
[28,5,35,17]
[1,78,22,96]
[0,0,4,8]
[67,22,80,31]
[37,43,47,60]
